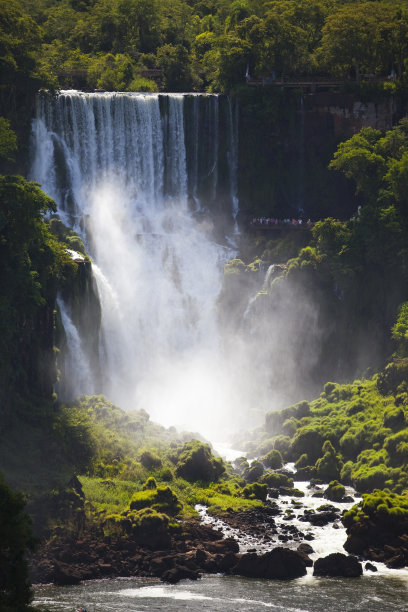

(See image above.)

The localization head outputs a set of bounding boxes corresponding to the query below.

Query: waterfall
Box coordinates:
[227,97,239,231]
[57,298,94,400]
[30,91,244,437]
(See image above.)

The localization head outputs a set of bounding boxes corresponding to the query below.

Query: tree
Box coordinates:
[0,175,72,407]
[0,118,17,161]
[156,43,195,91]
[317,4,386,82]
[0,473,36,610]
[329,128,385,202]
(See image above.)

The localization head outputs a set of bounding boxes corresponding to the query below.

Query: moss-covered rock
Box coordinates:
[243,460,264,483]
[315,440,343,482]
[174,440,224,482]
[129,486,182,516]
[242,482,268,502]
[260,471,294,489]
[262,449,283,470]
[324,480,346,502]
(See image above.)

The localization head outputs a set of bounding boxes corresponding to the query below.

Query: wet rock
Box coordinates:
[364,562,377,572]
[313,553,362,578]
[306,510,338,526]
[297,543,314,555]
[296,543,313,567]
[53,561,82,585]
[279,487,305,497]
[233,547,307,580]
[161,565,201,584]
[217,552,239,572]
[206,537,239,555]
[386,554,405,569]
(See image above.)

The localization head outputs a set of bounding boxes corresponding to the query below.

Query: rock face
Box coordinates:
[313,553,362,578]
[233,547,307,580]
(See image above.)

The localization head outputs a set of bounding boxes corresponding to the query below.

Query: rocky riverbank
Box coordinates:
[29,502,365,587]
[29,516,311,585]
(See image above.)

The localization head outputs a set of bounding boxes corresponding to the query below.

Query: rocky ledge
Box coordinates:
[29,516,313,585]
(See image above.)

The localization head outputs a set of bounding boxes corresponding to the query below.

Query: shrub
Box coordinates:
[260,471,294,488]
[104,508,171,547]
[142,477,157,490]
[243,460,264,483]
[242,482,268,502]
[343,489,408,530]
[346,400,365,416]
[265,401,310,434]
[0,474,36,610]
[157,467,174,482]
[324,480,346,501]
[384,429,408,463]
[377,361,408,395]
[175,440,225,482]
[351,464,396,492]
[271,435,291,459]
[129,485,182,516]
[315,440,343,481]
[262,449,283,470]
[383,406,406,430]
[140,451,162,470]
[232,456,249,473]
[291,428,324,463]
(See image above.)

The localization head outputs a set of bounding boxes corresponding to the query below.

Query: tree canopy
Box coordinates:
[2,0,407,94]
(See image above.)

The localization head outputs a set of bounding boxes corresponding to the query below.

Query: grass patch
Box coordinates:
[80,476,142,514]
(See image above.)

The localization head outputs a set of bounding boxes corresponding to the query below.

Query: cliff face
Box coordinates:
[307,91,398,136]
[237,89,401,221]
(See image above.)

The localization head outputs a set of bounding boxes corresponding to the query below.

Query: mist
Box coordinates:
[30,91,323,442]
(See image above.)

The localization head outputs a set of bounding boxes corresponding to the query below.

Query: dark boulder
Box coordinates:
[313,553,362,578]
[386,554,405,569]
[233,547,307,580]
[307,511,338,526]
[296,543,314,567]
[53,561,82,585]
[297,543,314,555]
[161,565,201,584]
[365,562,377,572]
[206,537,239,555]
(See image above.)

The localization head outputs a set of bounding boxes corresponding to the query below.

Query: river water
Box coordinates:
[33,473,408,612]
[33,571,408,611]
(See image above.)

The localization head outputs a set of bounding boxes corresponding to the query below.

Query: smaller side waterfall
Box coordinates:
[57,298,95,400]
[227,97,239,229]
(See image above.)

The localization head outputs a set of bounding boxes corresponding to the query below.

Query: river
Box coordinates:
[33,469,408,612]
[33,571,408,611]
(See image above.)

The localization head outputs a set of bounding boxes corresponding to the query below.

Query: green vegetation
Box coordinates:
[1,0,408,101]
[4,0,408,595]
[324,480,346,501]
[173,439,225,482]
[0,473,36,611]
[344,488,408,527]
[247,369,408,494]
[242,110,408,495]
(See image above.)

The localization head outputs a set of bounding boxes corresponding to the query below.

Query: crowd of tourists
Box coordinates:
[250,217,314,227]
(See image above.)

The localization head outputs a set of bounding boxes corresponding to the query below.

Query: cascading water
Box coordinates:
[57,298,94,400]
[30,91,245,437]
[227,97,239,231]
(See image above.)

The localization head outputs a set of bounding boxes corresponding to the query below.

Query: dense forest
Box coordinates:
[2,0,408,104]
[3,0,408,609]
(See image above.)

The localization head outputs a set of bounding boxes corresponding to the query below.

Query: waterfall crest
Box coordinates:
[30,91,243,436]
